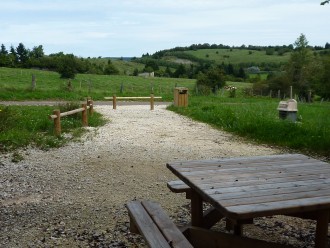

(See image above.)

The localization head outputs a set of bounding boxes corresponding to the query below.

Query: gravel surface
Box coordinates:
[0,104,325,247]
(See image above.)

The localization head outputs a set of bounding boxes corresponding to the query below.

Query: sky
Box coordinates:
[1,0,329,58]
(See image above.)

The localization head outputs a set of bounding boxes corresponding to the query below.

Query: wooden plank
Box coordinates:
[167,154,311,168]
[224,196,330,219]
[197,171,330,190]
[177,162,329,178]
[186,227,294,248]
[205,178,330,196]
[167,180,190,193]
[126,201,171,248]
[178,166,330,185]
[169,156,319,171]
[208,182,330,202]
[142,201,193,248]
[218,188,330,207]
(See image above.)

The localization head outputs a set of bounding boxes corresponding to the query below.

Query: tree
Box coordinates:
[196,66,225,94]
[16,42,29,66]
[0,44,8,55]
[57,54,78,79]
[173,64,187,78]
[0,44,9,67]
[8,45,18,67]
[30,45,44,58]
[286,34,313,98]
[104,59,119,75]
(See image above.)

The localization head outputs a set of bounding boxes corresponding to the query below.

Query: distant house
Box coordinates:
[138,72,154,78]
[246,66,260,74]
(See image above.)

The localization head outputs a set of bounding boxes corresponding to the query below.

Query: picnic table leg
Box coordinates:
[191,191,203,227]
[315,210,329,248]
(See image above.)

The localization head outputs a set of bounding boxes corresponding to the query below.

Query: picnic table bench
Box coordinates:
[126,200,193,248]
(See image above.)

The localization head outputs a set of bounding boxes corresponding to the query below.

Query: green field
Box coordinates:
[168,96,330,159]
[184,48,291,65]
[0,67,195,101]
[1,67,329,158]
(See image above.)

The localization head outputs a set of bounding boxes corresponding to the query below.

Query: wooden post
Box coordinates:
[89,100,94,116]
[315,210,329,248]
[87,99,93,116]
[191,191,203,227]
[290,86,293,99]
[31,74,36,91]
[53,110,61,136]
[308,90,312,103]
[82,104,88,127]
[113,95,117,110]
[278,90,281,99]
[150,94,154,110]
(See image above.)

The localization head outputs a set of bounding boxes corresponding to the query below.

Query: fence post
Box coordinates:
[87,99,94,116]
[90,100,94,116]
[82,104,88,127]
[113,95,117,110]
[53,109,61,136]
[150,94,154,110]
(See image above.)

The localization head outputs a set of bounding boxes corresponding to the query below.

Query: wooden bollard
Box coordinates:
[113,95,117,110]
[87,99,94,116]
[82,104,88,126]
[150,94,154,110]
[53,109,61,136]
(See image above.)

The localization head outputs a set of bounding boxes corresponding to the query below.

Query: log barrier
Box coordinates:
[49,99,93,136]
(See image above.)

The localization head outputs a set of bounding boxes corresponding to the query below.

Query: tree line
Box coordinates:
[0,43,120,78]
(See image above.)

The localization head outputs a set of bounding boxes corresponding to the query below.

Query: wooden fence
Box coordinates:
[49,99,94,136]
[104,94,162,110]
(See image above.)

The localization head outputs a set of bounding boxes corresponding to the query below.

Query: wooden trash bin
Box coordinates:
[174,87,188,107]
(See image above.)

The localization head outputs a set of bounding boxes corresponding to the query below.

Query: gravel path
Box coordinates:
[0,105,321,247]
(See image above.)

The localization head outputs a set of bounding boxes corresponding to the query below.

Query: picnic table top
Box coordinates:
[167,154,330,220]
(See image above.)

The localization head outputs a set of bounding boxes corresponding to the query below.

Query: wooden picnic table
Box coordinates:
[167,154,330,248]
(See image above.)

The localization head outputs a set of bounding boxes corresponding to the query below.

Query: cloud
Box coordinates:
[1,0,329,57]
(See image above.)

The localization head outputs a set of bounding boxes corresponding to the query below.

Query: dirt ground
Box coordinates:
[0,104,326,247]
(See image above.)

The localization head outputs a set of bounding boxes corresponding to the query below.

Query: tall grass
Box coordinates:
[0,104,106,152]
[168,96,330,158]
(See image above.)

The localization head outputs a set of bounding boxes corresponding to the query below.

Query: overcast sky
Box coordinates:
[1,0,329,57]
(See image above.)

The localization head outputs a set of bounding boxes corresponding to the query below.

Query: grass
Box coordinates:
[1,67,329,159]
[0,67,195,101]
[0,104,106,153]
[168,96,330,159]
[184,48,291,65]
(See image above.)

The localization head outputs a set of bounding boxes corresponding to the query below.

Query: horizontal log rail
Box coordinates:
[104,96,162,100]
[49,99,93,136]
[104,94,161,110]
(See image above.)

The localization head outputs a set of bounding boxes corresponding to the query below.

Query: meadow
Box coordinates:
[0,67,195,101]
[168,96,330,159]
